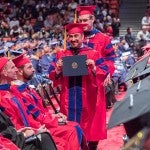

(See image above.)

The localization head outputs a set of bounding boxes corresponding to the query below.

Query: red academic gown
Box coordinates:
[84,29,115,75]
[0,84,40,130]
[84,30,116,140]
[11,84,85,150]
[0,136,20,150]
[49,47,108,141]
[0,84,67,150]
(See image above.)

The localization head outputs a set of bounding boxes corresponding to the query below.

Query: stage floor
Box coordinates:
[98,92,126,150]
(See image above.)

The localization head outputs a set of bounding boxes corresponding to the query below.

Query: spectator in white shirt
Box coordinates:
[136,26,150,41]
[141,11,150,31]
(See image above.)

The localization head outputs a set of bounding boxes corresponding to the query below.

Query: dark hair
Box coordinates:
[127,27,131,32]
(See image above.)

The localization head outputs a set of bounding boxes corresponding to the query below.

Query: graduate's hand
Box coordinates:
[17,127,33,132]
[86,59,95,70]
[53,112,67,123]
[57,112,67,123]
[23,129,35,138]
[18,127,35,138]
[103,73,112,86]
[56,59,63,73]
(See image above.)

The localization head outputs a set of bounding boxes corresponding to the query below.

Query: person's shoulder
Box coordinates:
[94,29,111,39]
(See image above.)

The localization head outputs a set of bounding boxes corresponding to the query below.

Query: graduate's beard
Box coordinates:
[23,72,34,81]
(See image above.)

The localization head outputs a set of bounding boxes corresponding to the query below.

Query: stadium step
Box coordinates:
[119,0,148,37]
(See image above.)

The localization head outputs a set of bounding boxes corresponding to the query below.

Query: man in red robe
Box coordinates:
[11,54,87,150]
[49,23,108,150]
[0,57,72,150]
[76,5,115,77]
[75,6,116,147]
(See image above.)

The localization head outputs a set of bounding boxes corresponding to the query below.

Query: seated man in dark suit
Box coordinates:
[0,109,57,150]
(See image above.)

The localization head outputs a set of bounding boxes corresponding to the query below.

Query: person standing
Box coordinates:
[76,5,115,77]
[49,23,108,150]
[111,16,121,37]
[75,5,116,145]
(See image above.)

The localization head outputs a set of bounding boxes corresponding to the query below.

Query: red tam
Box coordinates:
[76,5,96,16]
[12,54,30,68]
[0,57,9,72]
[65,23,87,34]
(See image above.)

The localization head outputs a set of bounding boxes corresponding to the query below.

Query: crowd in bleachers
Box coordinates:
[0,0,121,41]
[0,0,150,149]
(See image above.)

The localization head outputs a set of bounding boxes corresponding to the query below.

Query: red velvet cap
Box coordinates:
[0,57,9,72]
[65,23,87,34]
[12,54,30,68]
[76,5,96,16]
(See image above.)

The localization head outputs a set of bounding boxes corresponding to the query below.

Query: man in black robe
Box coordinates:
[0,110,57,150]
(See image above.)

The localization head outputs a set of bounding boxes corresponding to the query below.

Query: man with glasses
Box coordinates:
[75,5,116,148]
[76,5,115,77]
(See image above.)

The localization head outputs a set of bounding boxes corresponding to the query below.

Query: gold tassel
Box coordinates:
[7,50,11,58]
[63,27,67,50]
[74,10,77,23]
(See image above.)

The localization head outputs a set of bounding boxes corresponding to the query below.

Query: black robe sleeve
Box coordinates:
[0,111,25,148]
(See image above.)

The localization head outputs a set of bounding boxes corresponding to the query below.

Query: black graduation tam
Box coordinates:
[8,49,23,57]
[125,55,150,82]
[133,66,150,79]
